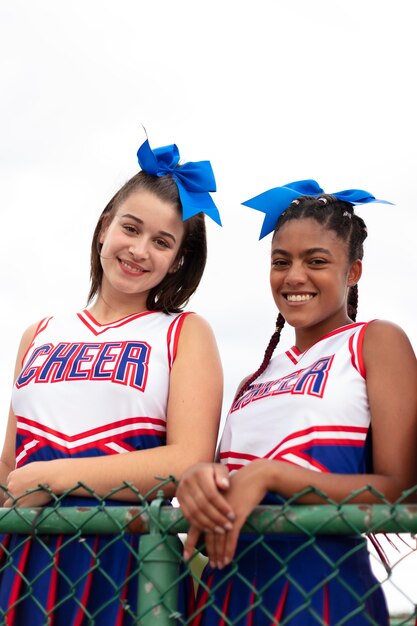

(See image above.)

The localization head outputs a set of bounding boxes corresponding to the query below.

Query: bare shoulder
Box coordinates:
[363,319,415,348]
[21,319,43,340]
[237,374,251,391]
[19,320,43,349]
[363,319,417,370]
[181,312,215,330]
[15,320,44,365]
[175,313,221,364]
[170,312,223,393]
[179,313,218,342]
[229,374,253,402]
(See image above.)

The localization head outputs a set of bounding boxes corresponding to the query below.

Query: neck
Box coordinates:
[88,292,148,324]
[294,316,354,352]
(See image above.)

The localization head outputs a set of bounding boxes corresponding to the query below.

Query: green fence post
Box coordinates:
[137,492,182,626]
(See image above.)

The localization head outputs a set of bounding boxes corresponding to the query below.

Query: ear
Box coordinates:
[347,259,362,287]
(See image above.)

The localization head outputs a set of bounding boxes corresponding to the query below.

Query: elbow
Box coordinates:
[382,477,417,504]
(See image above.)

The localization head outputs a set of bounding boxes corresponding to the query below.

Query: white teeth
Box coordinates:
[120,260,142,273]
[286,294,314,302]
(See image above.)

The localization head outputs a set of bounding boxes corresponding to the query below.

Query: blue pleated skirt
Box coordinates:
[0,497,194,626]
[190,534,389,626]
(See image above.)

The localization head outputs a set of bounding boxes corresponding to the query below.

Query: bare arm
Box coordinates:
[0,322,41,505]
[5,314,223,505]
[0,409,17,505]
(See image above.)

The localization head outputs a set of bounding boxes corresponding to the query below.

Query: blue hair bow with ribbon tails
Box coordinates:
[137,139,221,226]
[242,180,393,239]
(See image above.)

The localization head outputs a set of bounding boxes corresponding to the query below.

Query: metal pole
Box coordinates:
[137,492,182,626]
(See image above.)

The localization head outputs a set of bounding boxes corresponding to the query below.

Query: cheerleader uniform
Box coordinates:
[193,322,389,626]
[0,309,194,625]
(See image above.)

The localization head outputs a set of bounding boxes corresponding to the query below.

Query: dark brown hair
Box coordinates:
[88,171,207,313]
[235,194,368,401]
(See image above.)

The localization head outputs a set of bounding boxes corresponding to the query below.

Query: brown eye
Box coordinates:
[154,238,170,249]
[121,223,138,235]
[309,258,327,266]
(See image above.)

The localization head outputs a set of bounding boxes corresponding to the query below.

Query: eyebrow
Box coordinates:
[119,213,177,244]
[271,247,333,257]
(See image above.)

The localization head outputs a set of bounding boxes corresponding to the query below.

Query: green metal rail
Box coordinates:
[1,503,416,536]
[0,484,416,625]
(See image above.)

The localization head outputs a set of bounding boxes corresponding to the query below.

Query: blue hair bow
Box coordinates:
[137,139,221,226]
[242,180,393,239]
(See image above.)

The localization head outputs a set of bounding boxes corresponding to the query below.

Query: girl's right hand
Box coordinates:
[176,463,235,533]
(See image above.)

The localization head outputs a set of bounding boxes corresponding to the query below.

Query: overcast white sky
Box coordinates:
[1,0,416,614]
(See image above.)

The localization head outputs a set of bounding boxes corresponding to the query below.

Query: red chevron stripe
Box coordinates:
[265,425,367,459]
[16,415,166,443]
[16,428,164,458]
[77,309,155,335]
[219,451,258,462]
[275,449,330,472]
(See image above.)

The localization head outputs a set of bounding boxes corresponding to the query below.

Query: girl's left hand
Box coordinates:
[3,462,55,507]
[177,462,233,532]
[185,460,271,568]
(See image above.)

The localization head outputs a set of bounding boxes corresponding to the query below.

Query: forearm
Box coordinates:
[260,459,413,504]
[46,444,211,501]
[0,461,13,505]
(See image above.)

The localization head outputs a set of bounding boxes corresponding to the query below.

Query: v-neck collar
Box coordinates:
[77,309,157,336]
[284,322,364,364]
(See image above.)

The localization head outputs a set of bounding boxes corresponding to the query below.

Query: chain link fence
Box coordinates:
[0,480,416,625]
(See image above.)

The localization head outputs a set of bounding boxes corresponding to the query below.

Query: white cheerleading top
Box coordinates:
[219,322,373,476]
[12,309,192,468]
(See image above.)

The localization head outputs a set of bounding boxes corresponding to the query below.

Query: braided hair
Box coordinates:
[235,194,368,402]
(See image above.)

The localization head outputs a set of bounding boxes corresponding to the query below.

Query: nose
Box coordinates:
[128,238,150,260]
[284,261,307,285]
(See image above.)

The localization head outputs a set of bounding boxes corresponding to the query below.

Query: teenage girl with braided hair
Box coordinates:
[177,183,417,625]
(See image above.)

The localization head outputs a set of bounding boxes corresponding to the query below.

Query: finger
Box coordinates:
[5,495,25,508]
[179,488,234,531]
[213,464,231,492]
[179,466,235,524]
[204,532,217,568]
[183,525,202,561]
[201,468,234,520]
[222,526,241,567]
[212,532,227,569]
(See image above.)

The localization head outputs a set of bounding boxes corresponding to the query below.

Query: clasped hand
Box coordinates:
[3,462,54,508]
[176,460,269,569]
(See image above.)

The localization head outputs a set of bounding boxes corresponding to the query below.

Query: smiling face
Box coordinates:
[98,189,185,310]
[270,217,362,348]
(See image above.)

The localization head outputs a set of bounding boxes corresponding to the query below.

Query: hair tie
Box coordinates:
[137,136,221,226]
[242,180,393,239]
